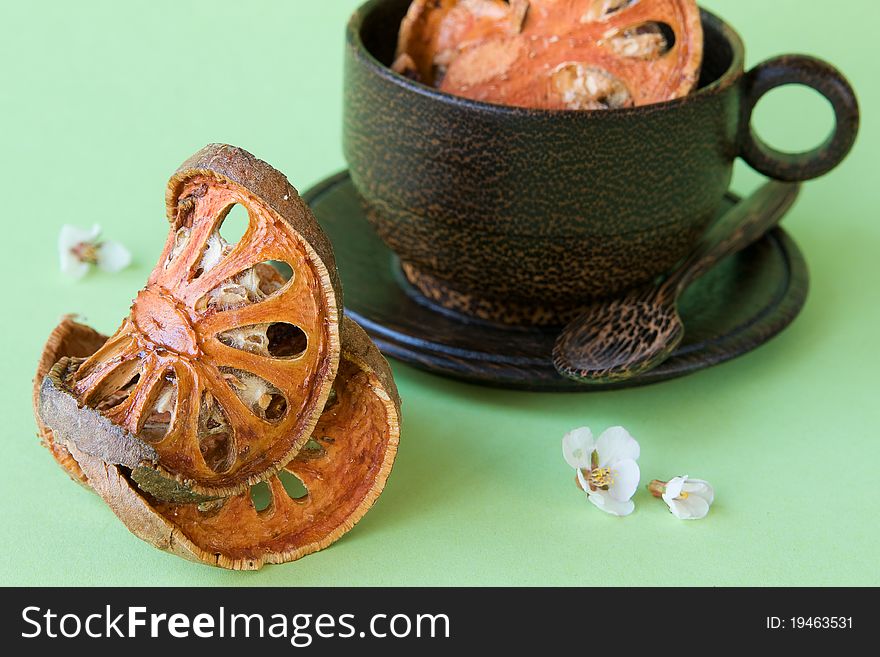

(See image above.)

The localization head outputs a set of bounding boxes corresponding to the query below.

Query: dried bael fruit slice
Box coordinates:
[33,317,108,487]
[39,144,342,502]
[61,318,400,570]
[394,0,530,85]
[439,0,703,109]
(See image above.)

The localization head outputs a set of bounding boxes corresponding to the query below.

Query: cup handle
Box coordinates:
[740,55,860,182]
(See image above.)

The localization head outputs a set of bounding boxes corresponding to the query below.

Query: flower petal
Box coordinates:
[669,494,711,520]
[58,224,101,278]
[588,492,635,517]
[60,256,90,279]
[608,459,640,502]
[97,241,132,273]
[596,426,640,468]
[59,224,101,251]
[59,224,102,278]
[562,427,595,469]
[682,478,715,506]
[663,476,687,503]
[576,468,590,493]
[666,499,686,519]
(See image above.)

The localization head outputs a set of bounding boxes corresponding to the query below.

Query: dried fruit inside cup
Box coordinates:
[38,144,342,501]
[394,0,531,85]
[551,63,633,110]
[394,0,703,109]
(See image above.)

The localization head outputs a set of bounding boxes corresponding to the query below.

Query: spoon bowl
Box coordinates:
[554,297,685,383]
[554,181,802,384]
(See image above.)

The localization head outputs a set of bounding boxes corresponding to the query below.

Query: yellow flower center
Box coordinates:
[679,491,690,500]
[71,241,100,265]
[590,467,614,490]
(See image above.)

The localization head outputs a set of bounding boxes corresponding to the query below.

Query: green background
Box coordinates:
[1,0,877,586]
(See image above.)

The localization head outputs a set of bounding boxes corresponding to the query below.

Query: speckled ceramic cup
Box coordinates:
[343,0,859,325]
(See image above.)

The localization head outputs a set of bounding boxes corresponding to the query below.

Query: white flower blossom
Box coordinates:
[651,476,715,520]
[58,224,131,279]
[563,426,641,517]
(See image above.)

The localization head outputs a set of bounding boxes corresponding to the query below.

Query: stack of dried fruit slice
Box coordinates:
[33,144,401,570]
[394,0,703,109]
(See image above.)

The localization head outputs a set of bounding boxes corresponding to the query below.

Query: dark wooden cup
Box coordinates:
[343,0,859,325]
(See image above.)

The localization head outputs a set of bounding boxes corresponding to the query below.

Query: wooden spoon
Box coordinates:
[553,181,802,384]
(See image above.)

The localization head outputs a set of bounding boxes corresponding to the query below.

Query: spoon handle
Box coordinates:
[666,181,801,295]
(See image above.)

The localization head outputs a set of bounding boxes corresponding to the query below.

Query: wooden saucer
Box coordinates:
[304,172,809,392]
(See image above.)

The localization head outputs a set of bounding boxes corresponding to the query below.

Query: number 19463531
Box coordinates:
[767,617,853,630]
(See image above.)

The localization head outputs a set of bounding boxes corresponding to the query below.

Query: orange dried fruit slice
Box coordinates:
[33,316,108,487]
[38,144,342,502]
[61,318,401,570]
[439,0,703,109]
[394,0,531,85]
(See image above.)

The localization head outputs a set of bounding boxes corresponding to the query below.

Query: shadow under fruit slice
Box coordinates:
[440,0,703,109]
[39,144,342,502]
[62,318,401,570]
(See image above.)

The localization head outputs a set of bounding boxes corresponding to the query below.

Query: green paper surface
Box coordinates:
[1,0,877,586]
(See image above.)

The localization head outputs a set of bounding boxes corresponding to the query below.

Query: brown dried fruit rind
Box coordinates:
[59,318,401,570]
[38,144,342,501]
[33,316,108,487]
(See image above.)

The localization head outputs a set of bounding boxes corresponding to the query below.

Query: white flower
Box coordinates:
[652,476,714,520]
[58,224,132,279]
[563,426,641,517]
